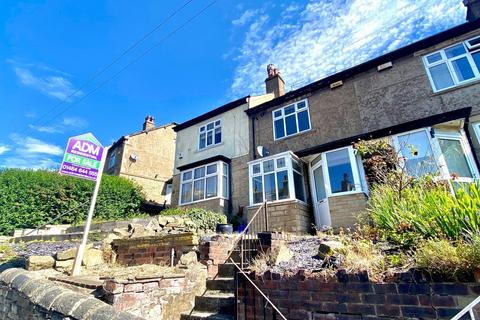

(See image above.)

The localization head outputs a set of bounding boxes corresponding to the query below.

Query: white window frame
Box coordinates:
[198,119,222,150]
[391,127,479,183]
[107,153,116,169]
[248,151,307,206]
[272,99,311,140]
[423,38,480,93]
[179,160,229,205]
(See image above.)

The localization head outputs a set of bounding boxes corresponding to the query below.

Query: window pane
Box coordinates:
[276,170,289,200]
[252,176,263,204]
[294,171,305,202]
[206,164,217,174]
[285,115,298,135]
[215,120,221,126]
[313,166,326,200]
[263,159,274,173]
[298,110,310,132]
[284,105,295,115]
[194,167,205,179]
[207,122,214,130]
[252,163,261,174]
[427,52,442,64]
[214,127,221,144]
[264,173,276,201]
[276,157,285,168]
[274,119,285,139]
[292,159,301,172]
[223,175,228,198]
[472,52,480,71]
[438,139,473,178]
[445,44,466,58]
[397,131,437,177]
[182,171,192,181]
[206,176,217,198]
[326,149,354,193]
[451,57,475,82]
[200,126,205,132]
[273,110,282,118]
[206,131,213,146]
[199,133,206,149]
[297,101,307,109]
[223,163,228,175]
[181,182,192,203]
[193,179,205,201]
[429,63,454,91]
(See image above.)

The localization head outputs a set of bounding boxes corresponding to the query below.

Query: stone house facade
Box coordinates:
[245,15,480,232]
[171,95,274,220]
[105,116,177,205]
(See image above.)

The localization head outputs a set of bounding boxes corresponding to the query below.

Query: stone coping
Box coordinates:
[0,268,144,320]
[101,273,185,284]
[112,232,197,247]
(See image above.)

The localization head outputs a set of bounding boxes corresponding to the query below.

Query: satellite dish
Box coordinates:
[130,153,138,161]
[256,146,270,157]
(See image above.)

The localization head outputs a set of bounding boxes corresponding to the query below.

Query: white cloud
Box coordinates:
[229,0,466,96]
[28,124,63,134]
[0,145,10,155]
[1,157,59,170]
[10,134,63,156]
[232,9,260,26]
[62,117,88,128]
[0,135,62,169]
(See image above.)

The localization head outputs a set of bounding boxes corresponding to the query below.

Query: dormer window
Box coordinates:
[423,37,480,92]
[199,120,221,150]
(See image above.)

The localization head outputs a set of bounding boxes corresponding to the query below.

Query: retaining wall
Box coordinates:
[0,268,142,320]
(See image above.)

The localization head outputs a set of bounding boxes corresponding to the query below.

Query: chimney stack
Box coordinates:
[143,115,155,131]
[265,64,285,98]
[464,0,480,21]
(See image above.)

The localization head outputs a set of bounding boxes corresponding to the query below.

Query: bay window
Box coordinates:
[423,36,480,92]
[272,99,311,140]
[249,152,306,205]
[179,161,228,205]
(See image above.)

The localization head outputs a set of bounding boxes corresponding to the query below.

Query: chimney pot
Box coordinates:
[143,115,155,131]
[265,64,285,98]
[464,0,480,21]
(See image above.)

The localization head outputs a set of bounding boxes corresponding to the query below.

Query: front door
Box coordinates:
[310,161,331,227]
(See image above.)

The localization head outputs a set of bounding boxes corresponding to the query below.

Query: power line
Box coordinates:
[23,0,196,134]
[34,0,218,129]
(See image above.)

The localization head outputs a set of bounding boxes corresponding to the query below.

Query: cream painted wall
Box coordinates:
[174,103,250,174]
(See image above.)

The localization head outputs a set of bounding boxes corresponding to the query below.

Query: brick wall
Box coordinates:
[0,268,141,320]
[328,193,367,228]
[237,269,480,320]
[247,200,312,233]
[112,233,198,266]
[198,235,235,278]
[103,264,207,320]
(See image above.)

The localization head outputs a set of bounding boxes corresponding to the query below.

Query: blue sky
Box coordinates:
[0,0,467,169]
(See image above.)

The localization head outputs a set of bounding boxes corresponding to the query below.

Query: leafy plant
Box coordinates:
[160,207,226,231]
[0,169,146,236]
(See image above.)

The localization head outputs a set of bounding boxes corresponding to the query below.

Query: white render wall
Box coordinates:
[174,102,250,174]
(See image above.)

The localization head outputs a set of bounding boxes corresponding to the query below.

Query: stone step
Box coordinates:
[194,291,235,315]
[180,311,234,320]
[206,277,234,291]
[218,264,236,278]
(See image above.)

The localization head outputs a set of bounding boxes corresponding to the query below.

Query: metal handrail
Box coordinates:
[451,295,480,320]
[231,258,287,320]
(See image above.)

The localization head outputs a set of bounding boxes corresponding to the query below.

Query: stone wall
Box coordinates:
[112,233,198,266]
[0,268,141,320]
[328,193,368,228]
[198,235,235,278]
[237,270,480,320]
[103,264,207,320]
[247,200,312,233]
[230,154,250,218]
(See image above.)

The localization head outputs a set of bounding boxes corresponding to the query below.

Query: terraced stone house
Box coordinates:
[245,8,480,232]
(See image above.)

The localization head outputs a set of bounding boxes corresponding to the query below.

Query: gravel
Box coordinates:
[270,237,325,273]
[12,241,101,258]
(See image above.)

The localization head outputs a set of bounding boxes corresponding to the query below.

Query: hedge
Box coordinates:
[0,169,146,235]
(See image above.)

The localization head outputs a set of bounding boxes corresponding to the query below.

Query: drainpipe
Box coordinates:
[251,117,257,160]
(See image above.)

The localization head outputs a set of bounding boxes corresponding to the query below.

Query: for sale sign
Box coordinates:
[59,133,104,181]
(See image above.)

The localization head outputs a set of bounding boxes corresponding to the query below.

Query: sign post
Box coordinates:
[58,133,106,276]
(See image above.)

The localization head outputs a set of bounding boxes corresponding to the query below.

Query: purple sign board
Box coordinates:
[59,133,104,181]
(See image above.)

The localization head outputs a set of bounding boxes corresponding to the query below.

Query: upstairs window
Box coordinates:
[249,152,306,205]
[199,120,221,150]
[424,38,480,92]
[179,161,229,205]
[272,100,311,140]
[107,153,116,169]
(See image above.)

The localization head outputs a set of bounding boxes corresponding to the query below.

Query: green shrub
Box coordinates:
[161,207,227,231]
[368,180,480,246]
[0,169,146,235]
[414,237,480,278]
